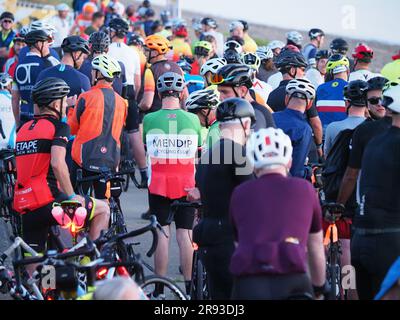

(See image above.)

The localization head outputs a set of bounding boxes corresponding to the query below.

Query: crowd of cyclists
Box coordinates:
[1,0,400,301]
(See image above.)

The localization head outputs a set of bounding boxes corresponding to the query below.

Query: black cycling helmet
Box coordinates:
[62,36,90,54]
[109,18,129,37]
[89,32,110,54]
[201,17,218,29]
[145,8,155,18]
[217,98,256,125]
[330,38,349,54]
[224,49,242,64]
[24,30,49,46]
[127,33,144,47]
[0,12,14,21]
[239,20,249,32]
[309,28,325,39]
[32,77,70,108]
[215,64,253,89]
[177,58,192,73]
[367,76,389,92]
[315,50,330,60]
[275,50,308,70]
[344,80,369,106]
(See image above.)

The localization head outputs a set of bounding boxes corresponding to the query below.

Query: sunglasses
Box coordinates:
[209,74,236,86]
[368,97,382,105]
[2,20,13,24]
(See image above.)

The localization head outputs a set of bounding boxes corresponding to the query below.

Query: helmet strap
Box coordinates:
[204,109,212,129]
[71,52,83,69]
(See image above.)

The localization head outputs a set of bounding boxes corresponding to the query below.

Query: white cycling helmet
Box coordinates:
[0,73,12,89]
[92,54,122,79]
[382,85,400,113]
[256,46,274,61]
[286,31,303,46]
[200,58,227,76]
[224,40,243,54]
[30,20,57,36]
[186,89,220,112]
[247,128,293,170]
[56,3,70,11]
[241,52,261,71]
[229,20,244,33]
[286,78,316,101]
[267,40,285,51]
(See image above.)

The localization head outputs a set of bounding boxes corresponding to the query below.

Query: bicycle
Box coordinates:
[322,202,349,301]
[171,200,209,301]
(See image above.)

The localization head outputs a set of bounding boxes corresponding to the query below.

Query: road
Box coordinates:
[0,185,185,300]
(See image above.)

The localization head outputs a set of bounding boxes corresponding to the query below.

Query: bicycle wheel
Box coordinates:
[140,276,187,301]
[327,245,342,300]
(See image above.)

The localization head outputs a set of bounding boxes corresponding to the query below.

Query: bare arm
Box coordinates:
[11,89,21,128]
[51,145,74,196]
[337,167,359,205]
[309,116,323,156]
[307,231,326,287]
[139,91,155,111]
[134,74,141,100]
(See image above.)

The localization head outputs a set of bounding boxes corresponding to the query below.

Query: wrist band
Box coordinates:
[68,193,76,200]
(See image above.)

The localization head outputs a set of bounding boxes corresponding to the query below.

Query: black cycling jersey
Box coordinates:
[251,101,276,131]
[267,80,319,119]
[194,139,254,246]
[348,117,392,169]
[355,126,400,229]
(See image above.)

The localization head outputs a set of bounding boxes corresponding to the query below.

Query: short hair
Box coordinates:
[92,11,105,22]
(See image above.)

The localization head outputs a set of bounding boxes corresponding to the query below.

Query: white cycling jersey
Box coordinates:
[349,69,381,82]
[305,68,325,89]
[267,71,283,90]
[0,91,16,149]
[252,78,273,102]
[108,42,141,87]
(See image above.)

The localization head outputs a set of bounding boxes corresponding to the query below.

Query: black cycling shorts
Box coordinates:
[124,85,140,133]
[21,196,95,255]
[70,162,107,200]
[148,193,195,229]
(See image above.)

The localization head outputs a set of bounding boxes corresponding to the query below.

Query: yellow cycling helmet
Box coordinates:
[194,41,212,57]
[383,77,400,92]
[92,54,122,79]
[241,52,261,71]
[326,54,350,74]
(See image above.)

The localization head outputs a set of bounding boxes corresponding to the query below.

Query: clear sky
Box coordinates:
[151,0,399,44]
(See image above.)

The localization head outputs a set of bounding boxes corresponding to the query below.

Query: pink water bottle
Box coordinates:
[51,206,68,227]
[73,207,88,229]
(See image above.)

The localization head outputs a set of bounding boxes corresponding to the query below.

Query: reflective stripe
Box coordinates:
[316,100,346,107]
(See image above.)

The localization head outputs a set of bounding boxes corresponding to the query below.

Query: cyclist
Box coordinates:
[366,76,389,120]
[314,54,350,130]
[239,20,258,54]
[212,63,275,131]
[267,40,285,58]
[190,41,213,75]
[349,44,380,82]
[324,80,368,155]
[70,2,97,36]
[83,11,105,37]
[12,30,59,127]
[186,89,220,151]
[3,31,26,78]
[170,24,192,62]
[177,57,205,94]
[13,77,110,257]
[305,49,329,89]
[0,73,15,149]
[351,84,400,300]
[143,72,202,298]
[302,28,325,66]
[256,46,277,83]
[229,21,246,47]
[36,36,91,101]
[286,31,303,50]
[200,57,227,89]
[68,54,127,199]
[0,12,16,70]
[201,17,224,57]
[127,33,147,76]
[241,52,273,104]
[230,128,326,300]
[267,50,323,157]
[188,98,255,300]
[48,3,74,51]
[381,50,400,82]
[273,79,316,178]
[223,41,243,65]
[142,8,156,36]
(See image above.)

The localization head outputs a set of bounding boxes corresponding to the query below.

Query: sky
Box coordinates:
[151,0,399,44]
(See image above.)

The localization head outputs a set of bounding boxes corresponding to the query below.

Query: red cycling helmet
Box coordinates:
[282,44,301,53]
[352,43,374,60]
[173,25,188,38]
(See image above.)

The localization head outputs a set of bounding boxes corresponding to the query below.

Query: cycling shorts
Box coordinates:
[125,85,140,133]
[148,193,195,229]
[323,218,352,240]
[21,195,95,255]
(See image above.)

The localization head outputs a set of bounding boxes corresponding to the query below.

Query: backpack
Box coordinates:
[322,129,355,202]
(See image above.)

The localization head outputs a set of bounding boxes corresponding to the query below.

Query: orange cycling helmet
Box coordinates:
[83,2,97,14]
[145,35,172,54]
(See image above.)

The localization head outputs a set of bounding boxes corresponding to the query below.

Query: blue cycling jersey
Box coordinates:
[19,45,60,61]
[273,109,312,178]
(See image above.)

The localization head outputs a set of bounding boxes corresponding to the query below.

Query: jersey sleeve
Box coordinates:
[52,122,70,147]
[348,127,363,169]
[306,104,319,119]
[143,67,155,93]
[81,74,91,92]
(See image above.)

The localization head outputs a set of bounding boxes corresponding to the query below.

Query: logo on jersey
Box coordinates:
[15,140,38,155]
[15,63,40,85]
[147,134,198,161]
[332,81,339,88]
[101,147,107,154]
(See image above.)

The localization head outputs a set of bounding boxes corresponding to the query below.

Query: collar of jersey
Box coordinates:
[93,83,113,89]
[26,51,41,57]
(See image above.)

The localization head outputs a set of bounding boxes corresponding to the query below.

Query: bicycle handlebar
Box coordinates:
[76,168,136,185]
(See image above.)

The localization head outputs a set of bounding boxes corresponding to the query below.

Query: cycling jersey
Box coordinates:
[13,116,70,213]
[252,78,272,103]
[356,127,400,229]
[69,83,128,172]
[36,64,91,98]
[184,73,205,94]
[302,43,318,64]
[305,68,324,89]
[0,30,15,50]
[243,34,258,53]
[143,109,202,199]
[205,120,220,151]
[267,71,283,90]
[13,52,59,120]
[3,56,18,78]
[0,90,15,149]
[230,173,322,276]
[381,59,400,82]
[170,38,193,62]
[315,78,348,129]
[251,101,276,131]
[143,59,183,113]
[190,60,200,76]
[273,109,312,178]
[108,42,141,87]
[19,45,60,61]
[349,69,381,82]
[79,58,127,96]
